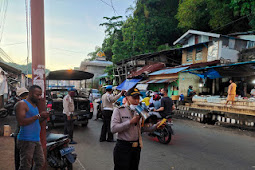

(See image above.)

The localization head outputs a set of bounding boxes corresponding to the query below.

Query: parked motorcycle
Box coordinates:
[47,133,77,170]
[0,96,19,118]
[94,98,102,120]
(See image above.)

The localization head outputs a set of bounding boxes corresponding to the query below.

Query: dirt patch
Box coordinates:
[0,137,14,170]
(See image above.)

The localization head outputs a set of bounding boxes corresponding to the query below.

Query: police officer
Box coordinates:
[63,88,77,144]
[100,85,124,142]
[111,87,164,170]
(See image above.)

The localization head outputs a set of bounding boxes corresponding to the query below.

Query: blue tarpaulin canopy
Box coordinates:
[117,79,142,90]
[188,69,222,79]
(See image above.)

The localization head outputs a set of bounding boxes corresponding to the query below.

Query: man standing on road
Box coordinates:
[154,88,175,118]
[111,87,165,170]
[16,85,49,170]
[100,85,123,142]
[63,88,77,144]
[14,87,29,170]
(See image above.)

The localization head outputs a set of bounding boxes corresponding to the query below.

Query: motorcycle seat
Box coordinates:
[46,133,68,143]
[165,115,172,119]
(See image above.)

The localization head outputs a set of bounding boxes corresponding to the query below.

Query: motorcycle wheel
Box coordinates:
[66,161,73,170]
[0,110,8,118]
[58,162,73,170]
[81,119,88,127]
[156,126,171,144]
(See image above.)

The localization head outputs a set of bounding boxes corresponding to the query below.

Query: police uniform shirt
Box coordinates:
[111,105,156,142]
[63,94,75,116]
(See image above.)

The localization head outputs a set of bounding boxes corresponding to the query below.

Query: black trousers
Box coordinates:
[100,110,113,141]
[113,140,141,170]
[64,114,74,140]
[14,136,20,170]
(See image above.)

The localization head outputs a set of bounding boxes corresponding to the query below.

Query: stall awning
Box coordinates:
[135,84,149,91]
[117,79,142,90]
[140,78,177,84]
[182,61,255,78]
[96,73,108,79]
[46,70,94,80]
[188,69,222,79]
[149,67,189,76]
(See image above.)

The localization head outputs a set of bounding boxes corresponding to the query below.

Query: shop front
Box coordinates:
[182,61,255,116]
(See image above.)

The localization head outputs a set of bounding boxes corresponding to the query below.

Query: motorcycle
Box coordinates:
[0,96,19,118]
[46,133,77,170]
[94,98,102,120]
[147,115,174,144]
[138,104,174,144]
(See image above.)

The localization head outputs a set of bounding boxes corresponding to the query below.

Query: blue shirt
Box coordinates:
[187,89,193,97]
[17,100,41,142]
[117,96,125,106]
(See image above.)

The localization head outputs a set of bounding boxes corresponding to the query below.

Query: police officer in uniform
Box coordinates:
[63,88,77,144]
[100,85,124,142]
[111,87,164,170]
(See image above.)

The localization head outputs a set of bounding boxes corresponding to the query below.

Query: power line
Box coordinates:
[51,47,85,54]
[1,41,26,46]
[110,0,117,16]
[98,0,118,15]
[0,47,14,63]
[211,13,255,32]
[0,0,9,43]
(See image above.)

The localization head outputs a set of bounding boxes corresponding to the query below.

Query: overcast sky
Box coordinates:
[1,0,134,71]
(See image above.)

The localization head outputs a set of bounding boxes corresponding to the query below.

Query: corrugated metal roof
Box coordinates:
[139,78,177,84]
[149,67,189,76]
[128,62,165,78]
[96,73,108,79]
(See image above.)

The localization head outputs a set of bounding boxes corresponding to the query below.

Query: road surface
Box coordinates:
[50,112,255,170]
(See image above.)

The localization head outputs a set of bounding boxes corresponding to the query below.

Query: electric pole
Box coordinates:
[31,0,47,169]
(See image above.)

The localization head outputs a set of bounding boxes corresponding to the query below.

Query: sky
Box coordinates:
[0,0,134,71]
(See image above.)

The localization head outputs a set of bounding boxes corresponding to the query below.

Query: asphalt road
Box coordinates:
[50,110,255,170]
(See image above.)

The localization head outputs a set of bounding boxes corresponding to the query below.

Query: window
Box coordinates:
[195,47,203,60]
[247,41,255,48]
[186,48,193,62]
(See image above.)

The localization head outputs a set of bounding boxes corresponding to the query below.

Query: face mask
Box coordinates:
[69,91,75,97]
[129,104,138,111]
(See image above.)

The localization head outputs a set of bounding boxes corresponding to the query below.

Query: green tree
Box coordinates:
[87,46,102,61]
[230,0,255,29]
[176,0,252,33]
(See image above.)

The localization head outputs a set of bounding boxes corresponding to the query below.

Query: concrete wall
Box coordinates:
[83,65,107,88]
[220,47,239,62]
[179,72,200,96]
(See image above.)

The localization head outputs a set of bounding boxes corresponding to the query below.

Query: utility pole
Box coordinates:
[31,0,47,169]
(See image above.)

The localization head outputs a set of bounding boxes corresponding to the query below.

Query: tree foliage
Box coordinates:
[176,0,253,33]
[87,0,254,66]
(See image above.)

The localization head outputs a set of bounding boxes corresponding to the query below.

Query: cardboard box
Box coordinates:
[4,125,11,137]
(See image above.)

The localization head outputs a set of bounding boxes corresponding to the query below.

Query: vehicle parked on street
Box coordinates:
[46,87,93,127]
[46,70,94,127]
[91,89,101,100]
[47,133,77,169]
[0,96,19,118]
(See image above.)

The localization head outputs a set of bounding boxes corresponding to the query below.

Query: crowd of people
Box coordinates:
[11,77,255,169]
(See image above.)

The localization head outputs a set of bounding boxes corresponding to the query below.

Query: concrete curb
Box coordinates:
[174,106,255,130]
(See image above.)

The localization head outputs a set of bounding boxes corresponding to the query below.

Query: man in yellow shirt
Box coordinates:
[141,91,151,106]
[225,79,237,106]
